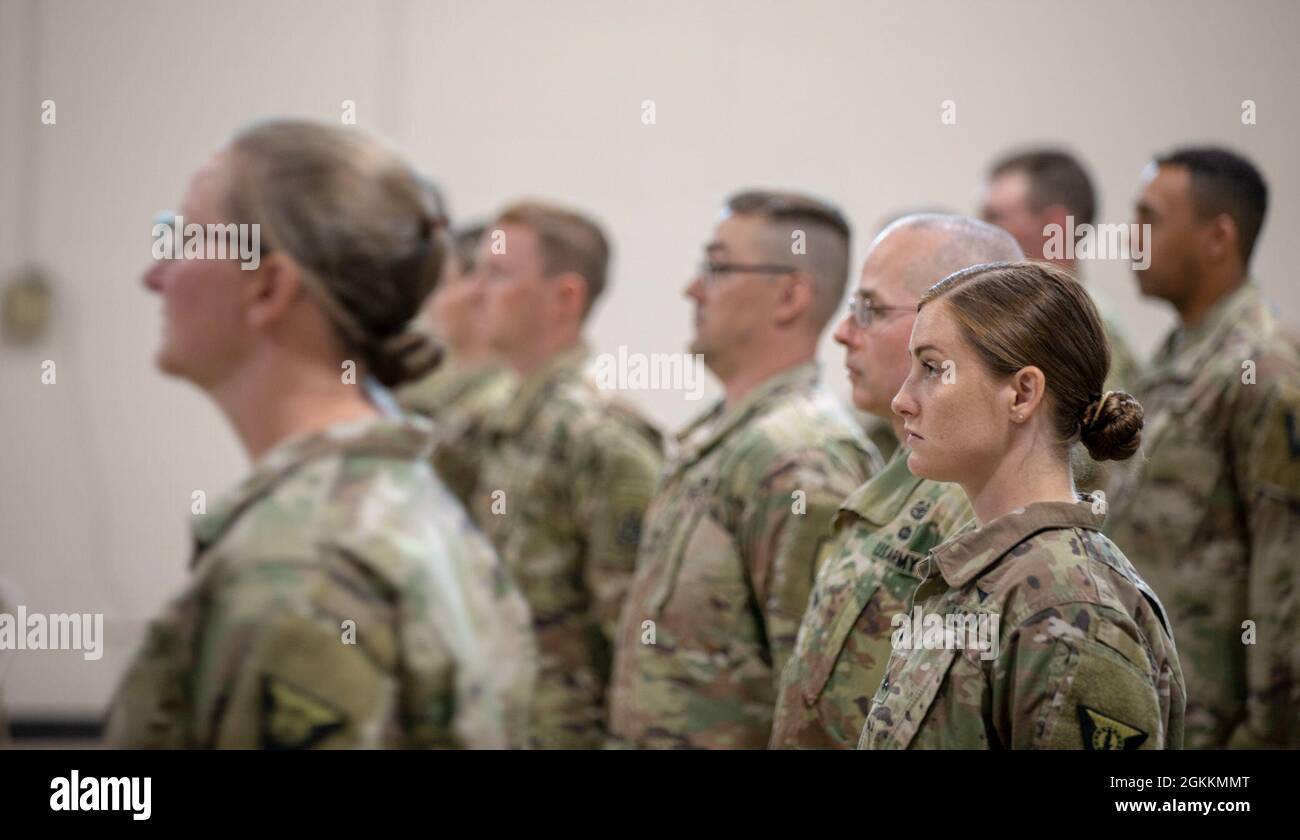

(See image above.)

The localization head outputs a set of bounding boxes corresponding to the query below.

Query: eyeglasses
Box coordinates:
[697,261,797,285]
[847,292,914,328]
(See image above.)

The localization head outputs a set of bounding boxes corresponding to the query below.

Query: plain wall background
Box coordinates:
[1,0,1296,717]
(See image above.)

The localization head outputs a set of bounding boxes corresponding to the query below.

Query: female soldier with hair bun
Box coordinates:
[859,261,1185,750]
[108,120,535,749]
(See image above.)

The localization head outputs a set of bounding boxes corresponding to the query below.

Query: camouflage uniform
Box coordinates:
[859,411,900,464]
[860,495,1185,750]
[472,345,663,749]
[609,363,883,748]
[397,362,513,508]
[1105,283,1300,748]
[106,415,536,749]
[770,447,972,748]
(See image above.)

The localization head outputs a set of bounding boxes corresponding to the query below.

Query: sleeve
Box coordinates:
[1227,372,1300,747]
[996,605,1173,750]
[573,426,664,644]
[190,558,455,749]
[737,444,867,690]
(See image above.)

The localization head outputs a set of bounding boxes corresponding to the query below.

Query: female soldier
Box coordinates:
[107,120,534,749]
[859,261,1185,750]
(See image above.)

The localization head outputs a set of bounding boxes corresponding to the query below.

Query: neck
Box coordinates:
[209,357,379,463]
[446,344,495,370]
[509,332,582,379]
[1178,268,1245,329]
[962,436,1076,526]
[721,339,816,409]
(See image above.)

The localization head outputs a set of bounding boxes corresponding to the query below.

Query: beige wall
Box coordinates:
[2,0,1296,716]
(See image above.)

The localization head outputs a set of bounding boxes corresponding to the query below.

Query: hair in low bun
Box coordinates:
[1079,390,1144,461]
[224,119,447,388]
[918,261,1146,462]
[368,329,445,388]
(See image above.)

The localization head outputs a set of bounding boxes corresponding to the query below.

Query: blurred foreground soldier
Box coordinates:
[861,262,1184,750]
[609,191,883,748]
[1106,147,1299,748]
[771,215,1020,748]
[107,120,535,749]
[981,149,1140,390]
[398,224,514,506]
[473,202,663,748]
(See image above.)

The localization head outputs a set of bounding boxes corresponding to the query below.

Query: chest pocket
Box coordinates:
[644,489,749,648]
[1135,386,1227,551]
[860,644,960,749]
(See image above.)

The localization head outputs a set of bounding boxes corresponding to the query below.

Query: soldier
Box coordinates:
[981,149,1140,494]
[770,214,1021,748]
[1106,147,1299,748]
[472,201,664,749]
[980,148,1140,393]
[860,261,1184,750]
[107,120,536,749]
[608,190,883,748]
[398,223,514,506]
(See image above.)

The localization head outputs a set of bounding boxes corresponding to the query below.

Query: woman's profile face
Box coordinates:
[141,152,252,387]
[891,299,1011,487]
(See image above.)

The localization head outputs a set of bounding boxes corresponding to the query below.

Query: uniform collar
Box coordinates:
[672,362,819,470]
[190,414,436,563]
[489,343,588,436]
[398,361,506,414]
[836,446,923,527]
[929,494,1105,588]
[1152,283,1262,380]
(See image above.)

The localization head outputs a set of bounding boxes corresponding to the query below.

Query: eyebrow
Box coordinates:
[912,343,943,357]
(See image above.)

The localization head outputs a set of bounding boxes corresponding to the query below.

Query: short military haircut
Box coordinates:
[878,214,1024,295]
[725,189,852,331]
[1155,146,1269,266]
[494,201,611,316]
[990,149,1096,226]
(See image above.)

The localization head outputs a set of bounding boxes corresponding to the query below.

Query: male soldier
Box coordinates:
[399,224,514,506]
[608,190,883,748]
[1106,147,1299,748]
[981,149,1140,392]
[473,201,664,749]
[981,149,1141,492]
[770,214,1021,748]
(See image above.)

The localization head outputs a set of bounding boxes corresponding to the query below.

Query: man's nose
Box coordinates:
[832,313,855,348]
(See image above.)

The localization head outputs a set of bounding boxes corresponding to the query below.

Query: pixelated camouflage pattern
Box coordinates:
[106,415,536,749]
[770,448,971,748]
[608,363,883,748]
[471,344,664,748]
[860,495,1185,750]
[1105,283,1300,748]
[397,362,514,507]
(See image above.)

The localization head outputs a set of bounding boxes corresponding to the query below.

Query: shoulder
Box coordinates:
[724,390,875,488]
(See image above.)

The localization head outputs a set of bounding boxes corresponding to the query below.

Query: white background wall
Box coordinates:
[2,0,1296,718]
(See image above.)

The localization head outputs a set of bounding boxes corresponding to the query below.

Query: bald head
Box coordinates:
[834,214,1024,424]
[868,214,1024,298]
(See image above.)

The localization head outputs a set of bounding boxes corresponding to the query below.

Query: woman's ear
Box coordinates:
[1009,365,1047,424]
[244,252,305,330]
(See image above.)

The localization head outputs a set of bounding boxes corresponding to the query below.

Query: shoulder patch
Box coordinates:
[1077,704,1147,750]
[261,675,347,749]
